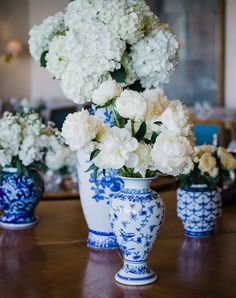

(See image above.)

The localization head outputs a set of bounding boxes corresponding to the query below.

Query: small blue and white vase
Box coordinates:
[177,184,222,237]
[110,177,165,286]
[77,106,123,250]
[0,168,43,229]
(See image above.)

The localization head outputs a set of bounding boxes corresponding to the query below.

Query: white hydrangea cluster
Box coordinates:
[130,27,179,88]
[0,111,63,169]
[29,12,66,62]
[29,0,179,105]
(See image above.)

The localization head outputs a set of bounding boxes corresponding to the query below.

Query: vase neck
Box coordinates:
[122,177,153,190]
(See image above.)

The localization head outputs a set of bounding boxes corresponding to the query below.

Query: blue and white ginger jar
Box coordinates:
[0,168,43,229]
[177,184,222,237]
[110,177,165,286]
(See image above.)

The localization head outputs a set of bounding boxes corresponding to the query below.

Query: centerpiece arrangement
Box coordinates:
[62,83,194,285]
[177,145,236,237]
[28,0,180,249]
[0,111,63,228]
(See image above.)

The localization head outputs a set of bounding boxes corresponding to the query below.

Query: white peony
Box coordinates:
[28,12,66,62]
[130,27,179,88]
[61,110,102,151]
[92,80,123,106]
[158,100,192,137]
[133,142,157,177]
[116,90,147,121]
[93,127,139,169]
[151,131,194,176]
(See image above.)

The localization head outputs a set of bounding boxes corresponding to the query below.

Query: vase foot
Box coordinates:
[87,229,119,250]
[0,215,38,230]
[115,260,157,286]
[184,229,215,238]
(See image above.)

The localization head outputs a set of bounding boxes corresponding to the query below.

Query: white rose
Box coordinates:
[159,100,192,137]
[93,127,138,169]
[116,90,147,121]
[143,88,169,116]
[151,131,194,176]
[133,142,157,177]
[61,110,102,151]
[92,80,123,106]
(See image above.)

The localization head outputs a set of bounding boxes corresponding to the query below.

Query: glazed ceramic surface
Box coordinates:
[110,177,165,285]
[77,106,123,249]
[177,185,222,237]
[0,168,43,229]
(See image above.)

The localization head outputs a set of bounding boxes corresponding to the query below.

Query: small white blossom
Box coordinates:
[92,80,123,106]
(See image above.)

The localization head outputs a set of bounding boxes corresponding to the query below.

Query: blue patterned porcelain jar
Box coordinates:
[110,177,165,286]
[0,168,43,229]
[177,185,222,237]
[77,106,124,249]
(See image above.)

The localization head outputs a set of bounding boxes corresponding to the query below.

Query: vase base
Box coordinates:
[87,229,119,250]
[184,229,215,238]
[0,216,38,230]
[115,261,157,286]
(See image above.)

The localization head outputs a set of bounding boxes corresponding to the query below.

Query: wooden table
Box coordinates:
[0,190,236,298]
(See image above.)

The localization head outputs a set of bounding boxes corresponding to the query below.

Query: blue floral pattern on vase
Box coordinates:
[76,105,123,249]
[177,185,222,237]
[110,178,165,286]
[0,169,43,229]
[89,169,124,204]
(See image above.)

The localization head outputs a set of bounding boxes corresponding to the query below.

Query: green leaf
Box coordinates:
[91,167,99,181]
[90,149,100,161]
[135,122,147,140]
[102,169,106,177]
[40,51,48,68]
[111,66,127,83]
[154,121,162,126]
[151,132,158,144]
[128,80,145,92]
[85,163,97,173]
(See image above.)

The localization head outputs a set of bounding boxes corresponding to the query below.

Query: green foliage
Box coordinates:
[128,80,145,92]
[151,132,158,144]
[40,51,48,67]
[111,101,126,128]
[111,65,127,83]
[90,149,101,161]
[135,122,147,140]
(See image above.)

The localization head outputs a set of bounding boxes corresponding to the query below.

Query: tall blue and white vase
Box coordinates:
[0,168,43,229]
[110,177,165,286]
[77,106,124,249]
[177,185,222,237]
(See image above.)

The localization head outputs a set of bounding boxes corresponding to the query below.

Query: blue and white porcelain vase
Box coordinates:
[0,168,43,229]
[77,106,124,249]
[110,177,165,286]
[177,184,222,237]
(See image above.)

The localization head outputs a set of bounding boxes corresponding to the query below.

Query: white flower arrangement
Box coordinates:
[179,145,236,188]
[28,0,179,105]
[62,84,194,178]
[0,111,64,177]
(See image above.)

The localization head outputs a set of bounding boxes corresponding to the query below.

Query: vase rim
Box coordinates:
[2,167,17,173]
[118,176,157,181]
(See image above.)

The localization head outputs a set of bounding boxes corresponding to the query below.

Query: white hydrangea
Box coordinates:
[61,64,109,104]
[46,35,69,79]
[151,131,194,176]
[29,12,66,62]
[158,100,192,137]
[61,110,103,152]
[46,146,75,171]
[93,127,139,169]
[18,135,40,166]
[65,0,149,45]
[116,90,147,121]
[130,27,179,88]
[92,80,123,106]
